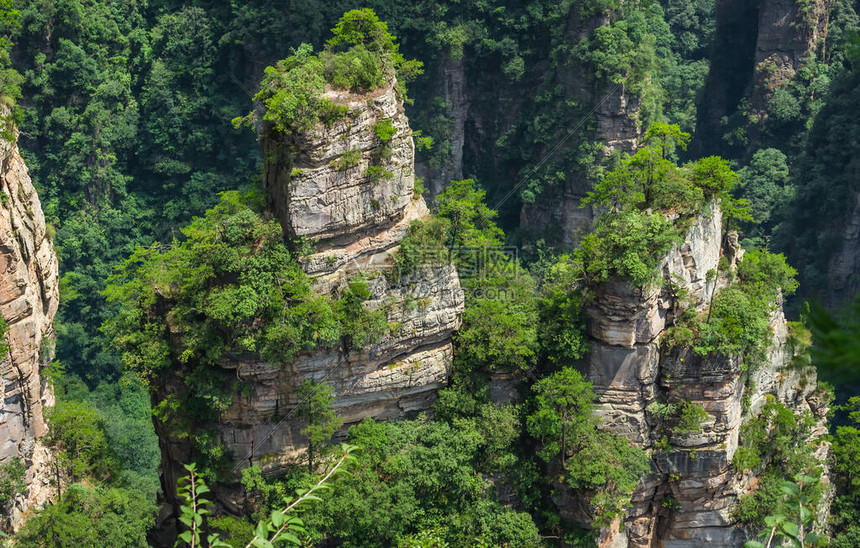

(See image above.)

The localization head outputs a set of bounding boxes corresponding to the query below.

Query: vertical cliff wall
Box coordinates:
[0,131,59,531]
[154,79,463,512]
[519,8,641,248]
[574,204,829,546]
[695,0,831,156]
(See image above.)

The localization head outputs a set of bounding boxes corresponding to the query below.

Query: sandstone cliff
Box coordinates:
[571,203,828,546]
[0,131,59,531]
[519,8,641,248]
[747,0,830,142]
[826,189,860,308]
[695,0,831,156]
[154,79,464,512]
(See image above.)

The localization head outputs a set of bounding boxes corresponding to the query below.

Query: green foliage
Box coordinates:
[175,463,230,548]
[744,474,823,548]
[829,397,860,545]
[736,148,793,248]
[578,124,749,288]
[373,118,397,142]
[296,380,343,472]
[46,398,117,484]
[436,179,505,249]
[576,207,681,287]
[0,458,26,504]
[241,9,422,134]
[245,43,347,135]
[455,269,540,372]
[364,164,394,182]
[104,192,382,460]
[333,148,361,170]
[104,191,374,383]
[321,44,387,92]
[774,63,860,299]
[675,400,710,434]
[648,399,710,439]
[666,250,798,369]
[527,367,650,525]
[13,484,155,548]
[732,397,815,474]
[247,404,538,547]
[176,446,357,547]
[536,255,589,367]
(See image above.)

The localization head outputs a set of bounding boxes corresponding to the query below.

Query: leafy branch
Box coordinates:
[745,474,822,548]
[175,444,358,548]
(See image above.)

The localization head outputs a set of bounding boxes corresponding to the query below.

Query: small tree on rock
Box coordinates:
[296,380,343,472]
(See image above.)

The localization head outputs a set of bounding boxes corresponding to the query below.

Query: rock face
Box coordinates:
[0,131,59,531]
[573,203,829,546]
[414,53,468,198]
[519,9,641,247]
[826,188,860,308]
[694,0,830,156]
[747,0,830,139]
[155,79,464,511]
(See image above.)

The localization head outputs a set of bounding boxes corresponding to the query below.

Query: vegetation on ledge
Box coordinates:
[576,123,750,288]
[235,9,423,135]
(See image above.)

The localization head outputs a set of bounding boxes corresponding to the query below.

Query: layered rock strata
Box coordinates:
[155,79,464,510]
[0,131,59,531]
[575,203,829,546]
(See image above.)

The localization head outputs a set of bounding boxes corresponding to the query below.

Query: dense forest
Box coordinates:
[0,0,860,547]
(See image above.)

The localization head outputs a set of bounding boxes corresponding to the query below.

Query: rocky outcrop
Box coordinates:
[414,53,468,198]
[0,131,59,531]
[573,203,829,546]
[154,79,463,512]
[519,9,641,248]
[695,0,832,156]
[748,0,830,136]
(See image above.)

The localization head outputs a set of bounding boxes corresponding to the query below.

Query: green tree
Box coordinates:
[526,367,649,525]
[0,457,26,506]
[536,255,589,367]
[436,178,504,249]
[46,399,116,485]
[745,475,823,548]
[736,148,792,247]
[13,484,155,548]
[527,367,595,468]
[296,380,343,473]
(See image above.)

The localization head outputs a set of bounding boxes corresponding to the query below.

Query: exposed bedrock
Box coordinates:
[0,130,60,531]
[154,79,464,513]
[566,203,829,546]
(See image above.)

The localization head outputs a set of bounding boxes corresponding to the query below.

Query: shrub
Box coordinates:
[373,118,397,142]
[321,45,385,91]
[46,399,117,483]
[576,208,681,287]
[334,148,361,170]
[364,165,393,182]
[0,458,26,503]
[675,400,710,434]
[239,10,423,133]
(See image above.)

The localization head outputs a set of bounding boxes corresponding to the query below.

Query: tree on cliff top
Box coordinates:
[236,9,423,135]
